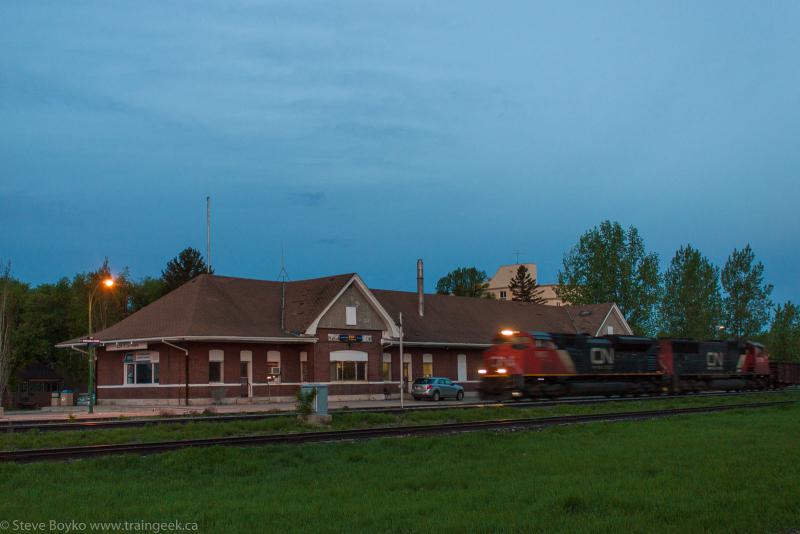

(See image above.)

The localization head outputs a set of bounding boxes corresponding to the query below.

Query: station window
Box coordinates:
[382,361,391,381]
[422,363,432,377]
[499,291,507,300]
[329,361,367,381]
[209,350,224,383]
[126,361,159,385]
[209,362,222,383]
[300,351,308,382]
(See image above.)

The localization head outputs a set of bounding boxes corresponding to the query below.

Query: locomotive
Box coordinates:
[477,329,788,400]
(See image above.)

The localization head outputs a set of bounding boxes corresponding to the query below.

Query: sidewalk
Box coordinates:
[0,394,480,423]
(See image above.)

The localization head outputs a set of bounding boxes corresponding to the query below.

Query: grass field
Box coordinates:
[1,402,799,533]
[0,391,795,451]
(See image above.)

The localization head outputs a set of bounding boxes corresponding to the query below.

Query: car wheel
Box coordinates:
[433,390,441,401]
[456,390,464,401]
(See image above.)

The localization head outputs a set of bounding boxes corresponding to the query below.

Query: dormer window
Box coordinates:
[345,306,357,325]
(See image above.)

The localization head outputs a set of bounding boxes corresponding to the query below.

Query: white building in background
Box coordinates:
[486,263,565,306]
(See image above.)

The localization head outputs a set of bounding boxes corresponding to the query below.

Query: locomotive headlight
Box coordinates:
[496,368,507,374]
[500,329,516,336]
[478,369,487,375]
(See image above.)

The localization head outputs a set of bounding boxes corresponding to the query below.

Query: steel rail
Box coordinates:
[0,389,792,433]
[0,400,791,463]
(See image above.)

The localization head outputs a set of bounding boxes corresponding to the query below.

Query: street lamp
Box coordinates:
[86,277,114,414]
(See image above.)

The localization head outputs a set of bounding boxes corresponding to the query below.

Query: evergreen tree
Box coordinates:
[767,302,800,361]
[162,247,212,293]
[658,245,722,339]
[508,265,545,303]
[557,221,661,335]
[435,267,491,298]
[721,245,773,338]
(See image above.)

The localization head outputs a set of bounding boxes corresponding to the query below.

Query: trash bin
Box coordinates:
[300,384,328,415]
[50,392,60,407]
[60,389,74,406]
[76,393,95,406]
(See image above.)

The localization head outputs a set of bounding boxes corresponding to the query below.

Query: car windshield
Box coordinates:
[413,378,435,384]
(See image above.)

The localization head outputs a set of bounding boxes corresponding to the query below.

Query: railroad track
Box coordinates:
[0,389,792,433]
[0,400,791,463]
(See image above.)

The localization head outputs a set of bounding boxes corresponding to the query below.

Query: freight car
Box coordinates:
[478,330,782,400]
[769,361,800,388]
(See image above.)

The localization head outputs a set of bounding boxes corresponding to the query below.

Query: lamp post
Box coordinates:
[86,277,114,414]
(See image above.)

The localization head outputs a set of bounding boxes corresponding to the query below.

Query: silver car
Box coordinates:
[412,377,465,401]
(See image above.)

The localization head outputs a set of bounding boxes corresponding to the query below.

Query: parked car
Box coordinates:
[412,377,464,401]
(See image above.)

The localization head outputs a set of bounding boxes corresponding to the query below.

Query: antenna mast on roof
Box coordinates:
[206,196,211,274]
[279,245,288,332]
[277,245,289,282]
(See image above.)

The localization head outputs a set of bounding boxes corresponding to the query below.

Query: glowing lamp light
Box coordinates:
[496,368,508,374]
[500,329,516,336]
[103,278,115,288]
[477,369,487,375]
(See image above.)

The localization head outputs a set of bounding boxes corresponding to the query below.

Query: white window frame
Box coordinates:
[422,353,433,377]
[457,354,467,382]
[345,306,357,326]
[267,350,282,383]
[124,352,160,385]
[300,351,308,382]
[329,350,368,382]
[382,353,392,381]
[209,350,224,384]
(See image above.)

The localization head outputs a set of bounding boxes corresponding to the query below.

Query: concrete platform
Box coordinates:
[0,393,480,423]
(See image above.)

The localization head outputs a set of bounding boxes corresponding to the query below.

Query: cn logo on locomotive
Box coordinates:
[590,348,614,366]
[706,351,724,370]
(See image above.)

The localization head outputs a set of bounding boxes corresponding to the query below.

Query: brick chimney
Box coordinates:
[417,258,424,317]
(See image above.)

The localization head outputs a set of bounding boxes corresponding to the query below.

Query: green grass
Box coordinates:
[1,403,798,533]
[1,391,796,451]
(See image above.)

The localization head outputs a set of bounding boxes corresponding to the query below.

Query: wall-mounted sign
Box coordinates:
[328,334,372,343]
[107,342,148,352]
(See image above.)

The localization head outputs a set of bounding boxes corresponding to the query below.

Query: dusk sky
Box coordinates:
[1,1,798,303]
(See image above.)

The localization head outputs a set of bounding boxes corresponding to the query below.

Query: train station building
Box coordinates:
[57,268,631,405]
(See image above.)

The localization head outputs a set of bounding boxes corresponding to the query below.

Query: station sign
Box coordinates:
[107,342,148,352]
[328,333,372,343]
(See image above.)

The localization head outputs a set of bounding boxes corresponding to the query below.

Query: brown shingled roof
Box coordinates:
[57,273,621,346]
[373,290,613,344]
[58,274,352,345]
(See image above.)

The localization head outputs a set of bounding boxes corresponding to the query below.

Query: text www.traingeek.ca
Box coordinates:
[2,520,199,533]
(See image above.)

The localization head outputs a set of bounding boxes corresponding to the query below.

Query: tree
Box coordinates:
[658,245,723,339]
[71,259,132,335]
[129,277,165,312]
[161,247,212,293]
[557,221,661,335]
[436,267,491,298]
[0,263,19,408]
[508,265,545,303]
[721,245,773,338]
[768,302,800,361]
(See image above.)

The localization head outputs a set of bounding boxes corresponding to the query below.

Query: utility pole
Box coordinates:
[398,313,404,408]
